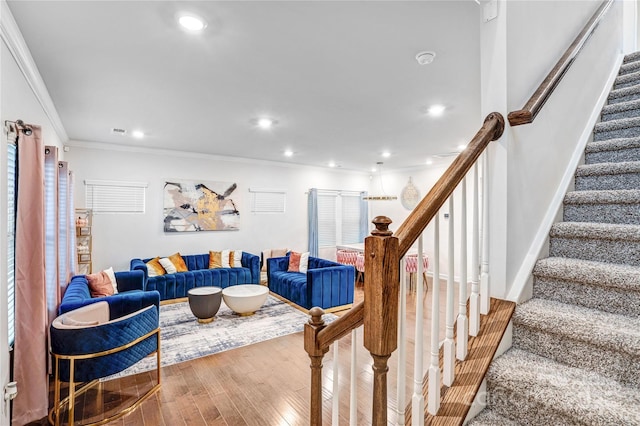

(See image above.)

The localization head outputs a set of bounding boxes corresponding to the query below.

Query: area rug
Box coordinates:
[108,295,337,379]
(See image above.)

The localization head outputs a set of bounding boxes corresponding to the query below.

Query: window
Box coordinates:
[317,191,365,247]
[85,180,147,214]
[7,142,16,347]
[249,188,286,214]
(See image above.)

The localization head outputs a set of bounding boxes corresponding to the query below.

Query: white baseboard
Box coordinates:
[506,53,625,303]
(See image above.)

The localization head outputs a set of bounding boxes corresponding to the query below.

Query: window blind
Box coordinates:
[318,194,337,247]
[7,143,16,347]
[341,194,361,245]
[249,188,286,213]
[85,180,147,214]
[44,148,58,319]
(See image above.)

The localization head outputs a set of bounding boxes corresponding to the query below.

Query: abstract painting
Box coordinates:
[163,180,240,232]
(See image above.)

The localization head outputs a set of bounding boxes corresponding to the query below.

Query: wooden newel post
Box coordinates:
[305,306,329,426]
[364,216,399,425]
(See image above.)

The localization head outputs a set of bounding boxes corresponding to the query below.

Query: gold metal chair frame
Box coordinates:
[48,327,161,426]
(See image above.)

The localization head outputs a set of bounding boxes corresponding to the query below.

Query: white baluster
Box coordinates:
[350,329,357,426]
[470,163,481,336]
[427,214,441,416]
[332,342,339,426]
[443,197,455,387]
[397,257,407,425]
[457,177,468,361]
[412,236,425,424]
[481,151,491,315]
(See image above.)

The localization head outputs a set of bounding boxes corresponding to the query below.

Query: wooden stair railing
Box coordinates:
[508,0,614,126]
[304,112,504,426]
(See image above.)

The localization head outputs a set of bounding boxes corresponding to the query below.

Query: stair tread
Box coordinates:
[550,221,640,241]
[585,136,640,153]
[594,115,640,133]
[601,97,640,115]
[533,257,640,291]
[619,60,640,76]
[515,299,640,355]
[623,51,640,64]
[468,409,519,426]
[564,188,640,204]
[488,349,640,424]
[576,161,640,176]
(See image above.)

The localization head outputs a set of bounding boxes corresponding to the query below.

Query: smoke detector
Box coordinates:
[111,128,127,136]
[415,51,436,65]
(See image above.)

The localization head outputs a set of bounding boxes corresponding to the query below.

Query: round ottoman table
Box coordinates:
[222,284,269,316]
[188,286,222,323]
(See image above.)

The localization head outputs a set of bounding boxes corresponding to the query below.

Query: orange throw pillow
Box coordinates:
[86,271,115,297]
[169,252,188,272]
[146,257,166,277]
[209,251,222,268]
[288,251,302,272]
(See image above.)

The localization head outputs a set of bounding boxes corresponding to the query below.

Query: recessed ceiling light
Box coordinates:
[428,105,446,116]
[284,150,293,157]
[131,130,145,139]
[415,51,436,65]
[371,167,378,173]
[178,14,207,31]
[251,117,278,130]
[382,151,391,158]
[457,143,467,151]
[426,159,434,165]
[328,161,336,168]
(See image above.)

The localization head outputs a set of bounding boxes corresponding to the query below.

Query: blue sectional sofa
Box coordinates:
[59,270,160,317]
[267,255,355,310]
[130,251,260,301]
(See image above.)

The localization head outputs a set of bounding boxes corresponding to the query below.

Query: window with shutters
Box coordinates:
[85,180,147,214]
[249,188,286,214]
[317,191,363,248]
[7,143,16,348]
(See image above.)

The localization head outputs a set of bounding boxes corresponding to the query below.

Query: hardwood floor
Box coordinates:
[37,277,466,426]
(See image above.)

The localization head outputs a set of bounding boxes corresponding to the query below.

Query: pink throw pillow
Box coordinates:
[288,252,302,272]
[86,271,115,297]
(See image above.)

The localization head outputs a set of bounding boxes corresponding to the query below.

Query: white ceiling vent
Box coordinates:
[111,128,127,135]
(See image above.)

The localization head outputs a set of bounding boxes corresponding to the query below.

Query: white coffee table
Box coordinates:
[222,284,269,316]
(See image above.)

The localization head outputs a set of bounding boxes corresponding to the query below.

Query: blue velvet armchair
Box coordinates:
[49,299,160,426]
[267,255,355,310]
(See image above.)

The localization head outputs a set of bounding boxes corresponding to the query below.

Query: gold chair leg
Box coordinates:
[68,359,75,426]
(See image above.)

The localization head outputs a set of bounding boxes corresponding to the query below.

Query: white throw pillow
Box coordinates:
[159,257,177,274]
[299,252,310,273]
[233,250,243,267]
[103,266,118,294]
[221,250,232,268]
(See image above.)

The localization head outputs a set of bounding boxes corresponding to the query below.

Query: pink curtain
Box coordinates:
[13,125,48,424]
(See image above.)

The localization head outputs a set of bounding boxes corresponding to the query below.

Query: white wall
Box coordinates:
[486,0,624,299]
[0,35,64,422]
[66,143,370,271]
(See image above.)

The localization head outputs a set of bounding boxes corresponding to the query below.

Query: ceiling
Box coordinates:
[7,1,481,172]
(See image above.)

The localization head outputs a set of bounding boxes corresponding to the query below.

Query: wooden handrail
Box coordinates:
[395,112,504,255]
[508,0,614,126]
[316,302,364,349]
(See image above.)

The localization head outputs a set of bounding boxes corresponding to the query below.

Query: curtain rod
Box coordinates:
[4,119,33,135]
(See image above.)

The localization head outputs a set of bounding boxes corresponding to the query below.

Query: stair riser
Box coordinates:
[585,147,640,164]
[609,92,640,105]
[602,109,640,122]
[574,173,640,190]
[513,325,639,388]
[549,237,640,266]
[533,278,640,318]
[615,79,640,90]
[563,203,640,225]
[594,126,640,141]
[620,62,640,76]
[485,384,591,426]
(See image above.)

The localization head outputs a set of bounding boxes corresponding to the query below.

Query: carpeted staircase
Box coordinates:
[470,53,640,425]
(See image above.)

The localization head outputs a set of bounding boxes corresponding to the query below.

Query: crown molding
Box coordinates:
[0,1,68,142]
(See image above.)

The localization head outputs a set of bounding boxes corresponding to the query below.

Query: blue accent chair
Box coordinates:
[59,270,159,317]
[49,300,160,425]
[130,251,260,301]
[267,255,355,310]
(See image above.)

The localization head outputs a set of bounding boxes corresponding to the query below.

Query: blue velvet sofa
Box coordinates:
[130,252,260,301]
[59,270,160,317]
[267,255,355,310]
